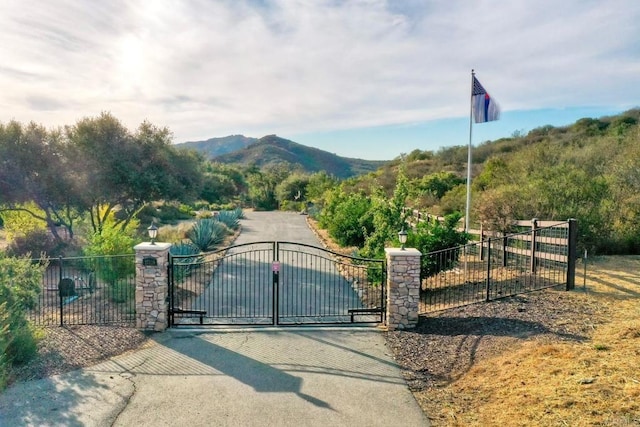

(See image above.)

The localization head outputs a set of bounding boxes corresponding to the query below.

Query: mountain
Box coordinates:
[180,134,388,179]
[175,135,257,158]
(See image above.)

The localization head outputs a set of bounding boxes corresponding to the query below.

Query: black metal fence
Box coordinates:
[420,220,577,313]
[27,254,136,327]
[169,241,385,326]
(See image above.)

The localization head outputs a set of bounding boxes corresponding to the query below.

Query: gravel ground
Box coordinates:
[9,325,152,384]
[385,287,606,393]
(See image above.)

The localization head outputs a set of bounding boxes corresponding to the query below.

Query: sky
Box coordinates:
[1,1,639,161]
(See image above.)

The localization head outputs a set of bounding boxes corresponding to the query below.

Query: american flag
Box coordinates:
[472,76,500,123]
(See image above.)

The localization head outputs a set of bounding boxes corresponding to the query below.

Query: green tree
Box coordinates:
[326,192,373,247]
[360,168,409,258]
[245,163,291,210]
[67,113,203,234]
[0,202,48,241]
[306,171,339,203]
[0,121,84,242]
[276,173,310,209]
[417,171,465,199]
[199,163,247,205]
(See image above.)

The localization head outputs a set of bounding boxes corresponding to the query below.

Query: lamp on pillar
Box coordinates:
[147,222,158,245]
[398,228,408,250]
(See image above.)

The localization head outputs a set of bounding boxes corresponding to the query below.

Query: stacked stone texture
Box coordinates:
[134,243,171,331]
[385,248,421,330]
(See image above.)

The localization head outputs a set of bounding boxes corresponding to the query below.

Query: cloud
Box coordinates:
[0,0,639,143]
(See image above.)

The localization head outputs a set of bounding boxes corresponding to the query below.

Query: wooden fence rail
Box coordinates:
[404,208,575,277]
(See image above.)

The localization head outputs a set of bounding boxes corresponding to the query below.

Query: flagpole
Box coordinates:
[465,69,474,234]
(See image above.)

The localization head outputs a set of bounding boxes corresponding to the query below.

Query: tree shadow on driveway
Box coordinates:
[160,331,334,410]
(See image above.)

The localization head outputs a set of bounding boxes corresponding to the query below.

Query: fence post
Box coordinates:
[480,223,485,261]
[502,232,508,267]
[530,218,538,274]
[485,238,492,301]
[134,242,172,331]
[58,256,64,327]
[384,247,422,330]
[566,218,578,290]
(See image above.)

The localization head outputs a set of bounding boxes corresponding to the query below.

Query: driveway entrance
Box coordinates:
[169,239,385,326]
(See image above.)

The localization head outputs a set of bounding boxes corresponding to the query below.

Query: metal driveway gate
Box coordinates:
[169,241,385,326]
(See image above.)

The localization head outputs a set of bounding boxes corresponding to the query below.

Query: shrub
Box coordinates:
[108,279,134,304]
[408,213,469,278]
[323,192,373,247]
[0,304,9,389]
[158,222,193,244]
[136,203,194,226]
[187,219,227,252]
[0,254,46,389]
[279,200,306,212]
[83,215,136,285]
[6,229,68,258]
[216,209,242,230]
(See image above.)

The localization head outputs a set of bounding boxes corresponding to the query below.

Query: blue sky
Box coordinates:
[1,1,639,160]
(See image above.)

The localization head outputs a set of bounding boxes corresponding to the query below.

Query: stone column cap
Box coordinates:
[385,247,421,256]
[134,242,172,251]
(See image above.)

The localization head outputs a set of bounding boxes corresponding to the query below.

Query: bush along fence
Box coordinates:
[419,219,577,313]
[27,254,136,327]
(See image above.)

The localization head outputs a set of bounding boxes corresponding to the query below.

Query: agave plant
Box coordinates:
[169,242,202,279]
[232,207,244,219]
[216,209,241,230]
[187,218,226,252]
[169,241,202,258]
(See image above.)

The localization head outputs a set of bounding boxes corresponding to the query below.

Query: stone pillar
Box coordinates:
[134,242,171,331]
[385,247,422,330]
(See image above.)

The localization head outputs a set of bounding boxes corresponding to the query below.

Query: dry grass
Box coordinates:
[418,256,640,426]
[305,219,639,425]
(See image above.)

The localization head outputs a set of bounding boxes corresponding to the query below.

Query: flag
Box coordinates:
[472,76,500,123]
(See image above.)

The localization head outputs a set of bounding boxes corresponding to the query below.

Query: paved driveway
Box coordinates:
[186,211,374,325]
[0,211,430,426]
[0,328,429,426]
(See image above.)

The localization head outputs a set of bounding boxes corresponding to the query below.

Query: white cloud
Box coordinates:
[0,0,638,143]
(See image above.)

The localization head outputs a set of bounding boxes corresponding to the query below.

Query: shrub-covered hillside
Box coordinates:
[331,109,640,254]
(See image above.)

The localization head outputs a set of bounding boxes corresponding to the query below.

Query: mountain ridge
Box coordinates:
[177,134,387,178]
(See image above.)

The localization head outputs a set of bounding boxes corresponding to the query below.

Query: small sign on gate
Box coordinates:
[272,261,280,272]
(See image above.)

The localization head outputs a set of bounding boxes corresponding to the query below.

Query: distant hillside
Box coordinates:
[184,134,387,179]
[176,135,257,157]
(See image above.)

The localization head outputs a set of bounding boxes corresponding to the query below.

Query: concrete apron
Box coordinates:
[0,327,429,427]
